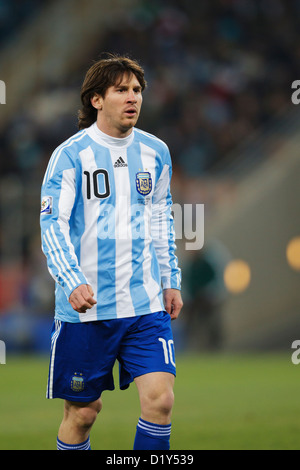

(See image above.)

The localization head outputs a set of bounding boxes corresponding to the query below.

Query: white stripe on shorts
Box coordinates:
[47,320,62,399]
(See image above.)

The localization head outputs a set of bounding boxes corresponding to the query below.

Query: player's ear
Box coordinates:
[91,93,103,110]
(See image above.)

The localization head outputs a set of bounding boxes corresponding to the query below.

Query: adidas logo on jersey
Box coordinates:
[114,157,128,168]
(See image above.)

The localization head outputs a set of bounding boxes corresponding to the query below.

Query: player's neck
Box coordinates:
[96,119,133,139]
[92,122,134,148]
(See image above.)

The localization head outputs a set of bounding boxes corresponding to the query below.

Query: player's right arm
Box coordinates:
[69,284,96,314]
[40,147,94,312]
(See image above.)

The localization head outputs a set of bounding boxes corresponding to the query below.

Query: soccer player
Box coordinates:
[40,54,183,451]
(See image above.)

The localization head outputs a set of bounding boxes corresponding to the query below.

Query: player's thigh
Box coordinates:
[48,320,123,400]
[134,371,174,398]
[118,312,176,391]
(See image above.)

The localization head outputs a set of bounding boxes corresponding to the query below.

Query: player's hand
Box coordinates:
[69,284,97,313]
[163,288,183,320]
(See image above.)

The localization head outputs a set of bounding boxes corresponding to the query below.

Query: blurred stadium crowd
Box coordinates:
[0,0,299,351]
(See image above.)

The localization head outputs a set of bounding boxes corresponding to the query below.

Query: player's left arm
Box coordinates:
[163,288,183,320]
[152,147,183,319]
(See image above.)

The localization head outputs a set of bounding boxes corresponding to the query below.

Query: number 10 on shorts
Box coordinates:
[158,338,175,367]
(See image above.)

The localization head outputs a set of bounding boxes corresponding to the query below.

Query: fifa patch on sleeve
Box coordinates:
[41,196,53,215]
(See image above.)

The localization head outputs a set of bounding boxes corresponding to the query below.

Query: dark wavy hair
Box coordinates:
[78,54,147,130]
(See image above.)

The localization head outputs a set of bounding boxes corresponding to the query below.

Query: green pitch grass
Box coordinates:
[0,352,299,450]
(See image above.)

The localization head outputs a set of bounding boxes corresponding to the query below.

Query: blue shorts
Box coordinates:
[47,311,176,402]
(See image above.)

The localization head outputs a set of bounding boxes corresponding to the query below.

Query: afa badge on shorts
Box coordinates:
[136,171,152,196]
[70,372,85,392]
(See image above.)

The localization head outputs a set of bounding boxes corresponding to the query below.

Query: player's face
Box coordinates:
[93,73,143,138]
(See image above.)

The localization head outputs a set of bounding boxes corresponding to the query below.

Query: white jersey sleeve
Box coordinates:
[151,152,181,291]
[40,133,88,300]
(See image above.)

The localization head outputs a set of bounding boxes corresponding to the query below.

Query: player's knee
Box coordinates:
[143,389,174,418]
[67,398,102,430]
[77,400,102,429]
[157,389,174,416]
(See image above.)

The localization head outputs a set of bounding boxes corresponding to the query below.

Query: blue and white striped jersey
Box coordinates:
[40,122,181,322]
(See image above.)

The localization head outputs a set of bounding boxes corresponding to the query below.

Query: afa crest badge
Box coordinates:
[70,372,85,392]
[136,171,152,196]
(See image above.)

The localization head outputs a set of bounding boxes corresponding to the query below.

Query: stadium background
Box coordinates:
[0,0,300,450]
